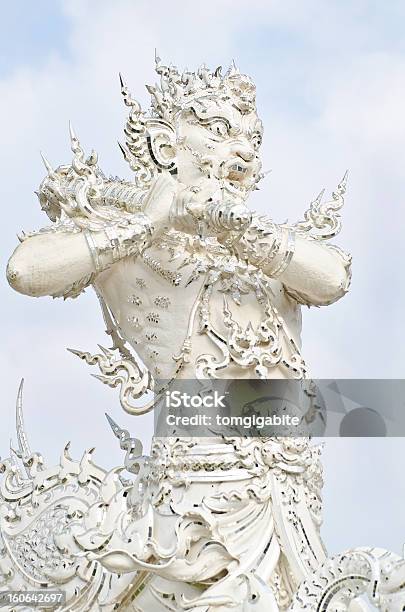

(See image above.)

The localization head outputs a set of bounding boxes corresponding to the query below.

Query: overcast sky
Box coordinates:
[1,0,405,557]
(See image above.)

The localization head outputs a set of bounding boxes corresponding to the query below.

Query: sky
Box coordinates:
[1,0,405,557]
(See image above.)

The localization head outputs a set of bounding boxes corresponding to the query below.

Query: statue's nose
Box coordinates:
[234,145,255,163]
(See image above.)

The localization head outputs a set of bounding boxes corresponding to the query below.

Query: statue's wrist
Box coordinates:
[266,227,296,277]
[84,214,153,273]
[233,214,281,266]
[232,215,296,276]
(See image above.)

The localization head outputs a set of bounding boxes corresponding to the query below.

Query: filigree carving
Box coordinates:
[294,172,348,241]
[195,265,308,379]
[67,345,155,415]
[290,548,405,611]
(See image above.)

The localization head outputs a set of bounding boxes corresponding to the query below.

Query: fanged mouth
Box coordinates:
[227,163,249,182]
[224,160,258,192]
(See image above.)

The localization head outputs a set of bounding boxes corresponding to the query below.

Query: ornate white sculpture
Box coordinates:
[2,57,403,611]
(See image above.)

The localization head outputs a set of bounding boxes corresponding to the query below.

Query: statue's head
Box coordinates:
[120,56,263,198]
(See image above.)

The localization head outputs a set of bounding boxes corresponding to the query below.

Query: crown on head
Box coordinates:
[146,54,257,120]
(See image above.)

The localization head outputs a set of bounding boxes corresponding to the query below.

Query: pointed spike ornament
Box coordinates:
[91,373,108,383]
[340,170,349,192]
[16,378,32,463]
[40,152,54,176]
[117,141,130,161]
[68,120,76,145]
[117,141,140,174]
[105,412,118,430]
[86,150,98,166]
[119,73,141,111]
[226,59,239,77]
[105,413,128,442]
[258,169,272,182]
[105,413,143,459]
[314,188,326,205]
[68,121,86,163]
[67,347,87,360]
[9,440,22,473]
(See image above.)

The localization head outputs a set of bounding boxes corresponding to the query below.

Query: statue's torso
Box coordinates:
[96,232,306,380]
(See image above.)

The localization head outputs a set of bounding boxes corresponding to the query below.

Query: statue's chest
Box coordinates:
[95,247,202,378]
[96,242,305,380]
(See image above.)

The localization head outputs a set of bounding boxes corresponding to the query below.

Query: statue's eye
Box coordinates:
[207,119,229,138]
[252,132,262,150]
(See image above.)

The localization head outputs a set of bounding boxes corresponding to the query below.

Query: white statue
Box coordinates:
[2,57,404,611]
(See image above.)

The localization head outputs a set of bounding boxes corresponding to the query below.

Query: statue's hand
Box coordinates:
[169,183,204,234]
[142,171,178,236]
[38,163,107,226]
[169,179,252,236]
[203,199,252,234]
[143,174,252,238]
[37,165,72,222]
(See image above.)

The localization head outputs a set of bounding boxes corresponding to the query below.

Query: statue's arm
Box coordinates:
[274,227,351,306]
[231,213,351,306]
[8,230,97,298]
[6,219,150,299]
[7,170,176,300]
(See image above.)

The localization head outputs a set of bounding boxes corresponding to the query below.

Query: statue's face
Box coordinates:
[174,96,263,196]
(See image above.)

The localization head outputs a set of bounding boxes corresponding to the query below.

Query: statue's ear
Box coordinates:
[145,118,177,173]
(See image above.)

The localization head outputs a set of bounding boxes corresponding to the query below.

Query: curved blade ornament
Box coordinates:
[294,172,348,240]
[68,345,155,415]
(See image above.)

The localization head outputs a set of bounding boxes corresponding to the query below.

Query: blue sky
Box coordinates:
[0,2,70,77]
[1,0,405,557]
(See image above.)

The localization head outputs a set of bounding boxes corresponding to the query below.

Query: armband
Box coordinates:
[84,214,153,273]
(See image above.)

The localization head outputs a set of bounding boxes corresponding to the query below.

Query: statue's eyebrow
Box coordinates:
[189,104,233,125]
[189,106,242,135]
